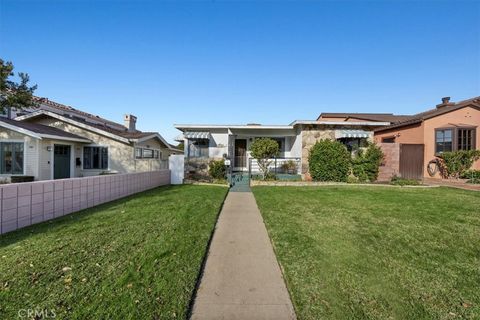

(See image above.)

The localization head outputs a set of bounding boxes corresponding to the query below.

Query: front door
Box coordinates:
[234,139,247,169]
[54,145,71,179]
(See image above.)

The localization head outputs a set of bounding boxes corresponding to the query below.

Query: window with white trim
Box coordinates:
[0,142,24,174]
[83,146,108,169]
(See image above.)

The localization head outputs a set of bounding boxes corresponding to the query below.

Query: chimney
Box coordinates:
[124,114,137,131]
[436,96,454,109]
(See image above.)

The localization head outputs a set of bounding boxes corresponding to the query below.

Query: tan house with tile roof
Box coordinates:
[0,97,180,182]
[374,96,480,179]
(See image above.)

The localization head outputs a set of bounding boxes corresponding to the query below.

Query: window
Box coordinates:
[188,139,209,158]
[135,147,142,159]
[338,138,368,152]
[382,137,396,143]
[271,138,285,153]
[0,142,24,174]
[435,129,453,154]
[435,128,476,154]
[135,147,161,159]
[457,128,475,151]
[142,149,154,158]
[83,146,108,169]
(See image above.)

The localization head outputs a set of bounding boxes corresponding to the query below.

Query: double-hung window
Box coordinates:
[83,146,108,169]
[0,142,24,174]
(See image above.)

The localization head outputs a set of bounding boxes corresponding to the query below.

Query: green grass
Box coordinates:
[253,186,480,320]
[0,185,227,319]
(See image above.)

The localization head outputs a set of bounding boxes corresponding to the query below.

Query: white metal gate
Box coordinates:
[169,155,184,184]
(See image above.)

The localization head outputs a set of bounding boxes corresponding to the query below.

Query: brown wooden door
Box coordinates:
[234,139,247,168]
[399,144,424,179]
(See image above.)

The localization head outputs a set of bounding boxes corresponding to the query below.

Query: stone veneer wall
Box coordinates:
[184,158,223,181]
[300,125,335,178]
[300,124,378,180]
[377,143,400,181]
[0,170,170,235]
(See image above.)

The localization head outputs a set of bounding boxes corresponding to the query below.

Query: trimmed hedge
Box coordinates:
[308,139,351,182]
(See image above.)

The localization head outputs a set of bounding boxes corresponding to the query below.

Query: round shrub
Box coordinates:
[308,139,350,182]
[208,159,226,179]
[351,143,384,182]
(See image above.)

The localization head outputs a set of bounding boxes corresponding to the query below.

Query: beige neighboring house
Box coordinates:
[0,97,180,182]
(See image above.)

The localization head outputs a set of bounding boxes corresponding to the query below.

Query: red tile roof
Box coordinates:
[374,96,480,132]
[318,113,413,123]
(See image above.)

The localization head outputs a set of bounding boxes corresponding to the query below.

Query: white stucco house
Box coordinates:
[0,97,181,182]
[174,116,399,180]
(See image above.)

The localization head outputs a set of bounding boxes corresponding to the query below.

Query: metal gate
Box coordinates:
[399,144,424,179]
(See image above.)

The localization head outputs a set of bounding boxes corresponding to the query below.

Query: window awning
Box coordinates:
[184,131,210,139]
[335,129,371,139]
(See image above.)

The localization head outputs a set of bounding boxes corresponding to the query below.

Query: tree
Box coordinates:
[177,142,184,151]
[250,138,279,180]
[0,59,37,116]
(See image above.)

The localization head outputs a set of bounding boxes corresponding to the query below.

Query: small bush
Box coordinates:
[281,160,297,174]
[212,178,228,185]
[308,139,351,182]
[460,169,480,180]
[466,178,480,184]
[347,175,360,184]
[390,175,420,186]
[351,143,384,182]
[208,159,226,179]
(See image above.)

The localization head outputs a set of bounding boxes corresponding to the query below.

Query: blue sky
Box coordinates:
[1,0,478,143]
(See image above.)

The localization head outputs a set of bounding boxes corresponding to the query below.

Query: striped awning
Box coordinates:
[184,131,210,139]
[335,129,370,139]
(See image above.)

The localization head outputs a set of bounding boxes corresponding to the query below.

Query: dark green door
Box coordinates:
[54,145,71,179]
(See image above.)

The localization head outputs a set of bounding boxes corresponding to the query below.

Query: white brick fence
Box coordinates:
[0,170,170,235]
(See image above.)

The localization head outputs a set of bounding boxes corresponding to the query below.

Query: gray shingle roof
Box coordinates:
[0,117,91,141]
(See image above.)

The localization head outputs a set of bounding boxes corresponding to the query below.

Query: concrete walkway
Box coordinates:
[191,192,296,320]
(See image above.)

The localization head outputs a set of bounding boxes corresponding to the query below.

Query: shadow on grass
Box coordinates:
[0,185,188,248]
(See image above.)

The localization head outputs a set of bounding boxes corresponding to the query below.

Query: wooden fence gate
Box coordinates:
[399,144,424,179]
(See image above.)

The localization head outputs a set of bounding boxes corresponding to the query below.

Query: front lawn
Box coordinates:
[0,185,227,319]
[253,186,480,320]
